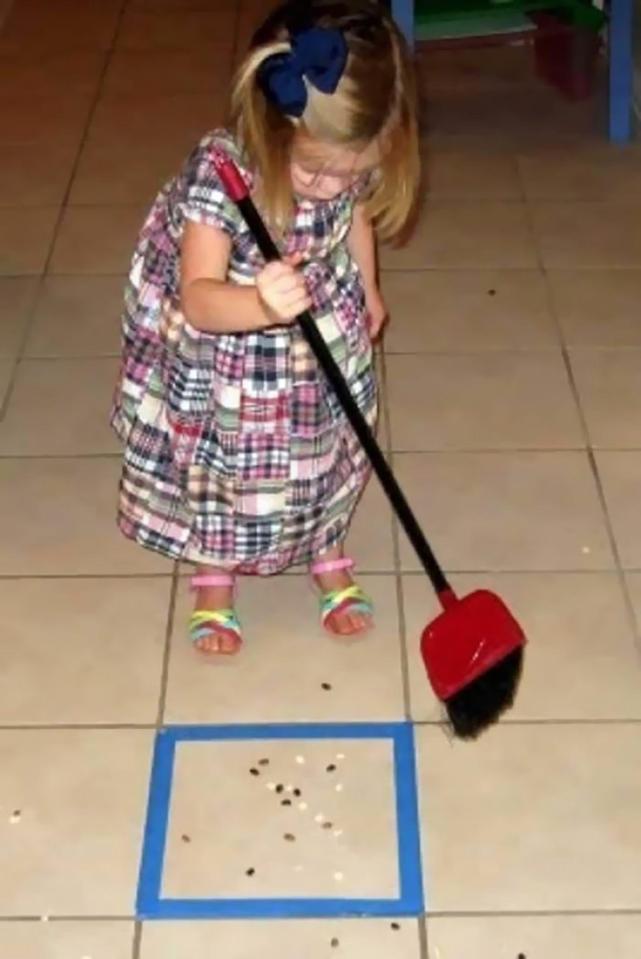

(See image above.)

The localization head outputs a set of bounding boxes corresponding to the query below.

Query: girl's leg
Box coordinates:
[311,544,373,636]
[192,564,241,655]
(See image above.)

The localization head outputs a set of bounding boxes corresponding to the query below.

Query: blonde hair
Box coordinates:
[230,0,420,239]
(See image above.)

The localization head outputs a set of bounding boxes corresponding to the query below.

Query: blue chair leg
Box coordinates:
[391,0,414,49]
[608,0,634,143]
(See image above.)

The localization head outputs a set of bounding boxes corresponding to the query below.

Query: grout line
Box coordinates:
[0,0,130,422]
[377,348,413,723]
[156,567,178,727]
[520,190,641,662]
[132,917,142,959]
[424,908,641,918]
[2,567,636,584]
[419,914,430,959]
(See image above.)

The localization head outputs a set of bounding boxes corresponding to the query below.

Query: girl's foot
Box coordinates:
[311,555,373,637]
[190,572,243,655]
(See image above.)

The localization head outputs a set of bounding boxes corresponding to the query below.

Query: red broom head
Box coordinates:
[421,590,526,739]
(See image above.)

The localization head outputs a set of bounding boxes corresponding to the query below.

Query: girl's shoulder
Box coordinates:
[185,128,253,187]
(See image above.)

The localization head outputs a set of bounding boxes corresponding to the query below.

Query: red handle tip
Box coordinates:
[211,150,249,202]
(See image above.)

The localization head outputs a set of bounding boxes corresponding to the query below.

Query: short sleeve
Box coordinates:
[180,133,246,237]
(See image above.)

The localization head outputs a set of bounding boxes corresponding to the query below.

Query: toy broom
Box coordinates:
[213,150,526,739]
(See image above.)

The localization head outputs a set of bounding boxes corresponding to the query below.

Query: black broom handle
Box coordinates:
[225,185,450,596]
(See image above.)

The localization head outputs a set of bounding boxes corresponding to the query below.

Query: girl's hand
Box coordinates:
[256,255,311,326]
[365,287,388,341]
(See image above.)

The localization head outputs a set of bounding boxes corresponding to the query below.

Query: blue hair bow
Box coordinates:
[258,26,348,118]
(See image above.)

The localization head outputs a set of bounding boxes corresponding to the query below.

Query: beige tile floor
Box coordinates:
[1,0,641,956]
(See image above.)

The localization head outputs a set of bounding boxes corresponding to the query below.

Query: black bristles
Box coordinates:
[444,648,524,740]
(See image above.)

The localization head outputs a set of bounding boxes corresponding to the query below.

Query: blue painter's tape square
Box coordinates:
[136,722,424,920]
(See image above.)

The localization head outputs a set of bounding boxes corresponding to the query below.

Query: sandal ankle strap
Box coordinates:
[310,557,355,576]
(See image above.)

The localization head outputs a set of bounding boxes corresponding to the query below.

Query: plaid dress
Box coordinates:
[111,130,377,575]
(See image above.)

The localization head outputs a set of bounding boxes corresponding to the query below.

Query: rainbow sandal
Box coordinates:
[311,557,374,636]
[189,574,243,655]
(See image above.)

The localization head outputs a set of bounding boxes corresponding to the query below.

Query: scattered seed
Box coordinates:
[333,871,344,882]
[284,833,296,842]
[314,813,325,823]
[391,922,401,931]
[488,289,497,296]
[335,784,344,793]
[281,799,292,807]
[326,764,336,773]
[582,546,591,554]
[517,954,526,959]
[266,782,276,791]
[333,829,344,838]
[295,755,306,765]
[294,864,304,873]
[276,784,284,794]
[258,758,270,766]
[285,784,294,793]
[322,821,333,830]
[250,768,260,777]
[41,915,49,923]
[9,810,21,824]
[336,753,345,760]
[321,682,332,691]
[181,834,191,843]
[246,867,256,877]
[293,788,302,797]
[298,802,308,811]
[331,938,340,948]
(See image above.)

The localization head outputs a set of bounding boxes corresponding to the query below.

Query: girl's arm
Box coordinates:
[180,220,268,333]
[180,220,311,333]
[347,204,387,338]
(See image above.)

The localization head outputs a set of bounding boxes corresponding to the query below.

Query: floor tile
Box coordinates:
[0,728,152,915]
[49,205,146,274]
[345,476,396,572]
[0,577,170,725]
[394,451,612,571]
[84,93,224,151]
[103,47,232,96]
[0,207,59,276]
[381,200,536,270]
[0,359,12,408]
[386,352,581,450]
[0,95,92,148]
[428,915,641,959]
[548,270,641,347]
[417,724,641,911]
[0,457,168,575]
[403,572,641,723]
[0,145,76,207]
[624,573,641,638]
[570,349,641,449]
[518,146,641,200]
[0,0,121,52]
[425,150,521,198]
[382,270,557,353]
[596,452,641,568]
[25,276,123,357]
[0,277,38,358]
[381,201,537,270]
[162,736,399,899]
[0,921,134,958]
[0,51,104,98]
[140,919,420,958]
[0,358,120,455]
[70,139,196,206]
[117,9,236,50]
[531,202,641,268]
[164,575,404,724]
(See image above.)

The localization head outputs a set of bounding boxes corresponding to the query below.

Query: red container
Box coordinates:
[532,11,602,100]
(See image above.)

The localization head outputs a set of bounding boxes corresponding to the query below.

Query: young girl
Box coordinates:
[111,0,419,655]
